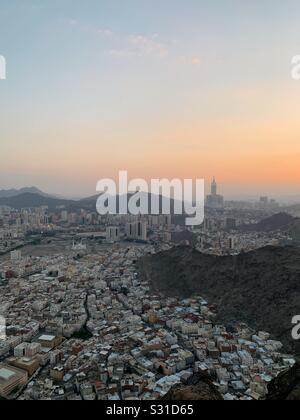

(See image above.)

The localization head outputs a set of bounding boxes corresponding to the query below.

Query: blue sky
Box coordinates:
[0,1,300,197]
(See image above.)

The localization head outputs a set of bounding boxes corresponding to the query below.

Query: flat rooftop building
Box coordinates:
[38,335,57,349]
[0,364,28,398]
[8,357,40,377]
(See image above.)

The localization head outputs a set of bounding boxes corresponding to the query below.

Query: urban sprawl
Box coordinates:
[0,180,297,400]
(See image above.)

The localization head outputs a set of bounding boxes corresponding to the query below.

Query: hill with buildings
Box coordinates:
[266,361,300,400]
[161,373,223,400]
[239,212,300,243]
[140,245,300,353]
[240,213,298,233]
[161,364,300,400]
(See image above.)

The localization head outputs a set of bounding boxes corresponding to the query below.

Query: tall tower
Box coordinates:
[206,177,224,208]
[211,177,217,196]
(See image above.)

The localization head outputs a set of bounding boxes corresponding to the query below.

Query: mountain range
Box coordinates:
[0,187,53,199]
[0,188,184,217]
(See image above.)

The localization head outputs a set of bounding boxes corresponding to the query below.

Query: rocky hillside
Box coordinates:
[161,373,223,401]
[238,212,300,243]
[139,245,300,353]
[239,212,297,232]
[267,361,300,400]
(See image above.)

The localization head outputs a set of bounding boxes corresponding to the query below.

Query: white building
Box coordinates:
[10,250,22,261]
[125,221,147,241]
[106,227,120,243]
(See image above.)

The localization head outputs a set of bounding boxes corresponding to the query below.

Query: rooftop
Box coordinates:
[38,335,55,342]
[0,367,15,381]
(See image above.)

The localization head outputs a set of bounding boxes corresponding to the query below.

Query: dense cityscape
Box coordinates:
[1,1,300,405]
[0,180,299,400]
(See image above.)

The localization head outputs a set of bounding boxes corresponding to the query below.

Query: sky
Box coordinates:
[0,0,300,199]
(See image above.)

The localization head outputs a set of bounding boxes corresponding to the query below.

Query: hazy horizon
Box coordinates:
[1,1,300,198]
[1,182,300,204]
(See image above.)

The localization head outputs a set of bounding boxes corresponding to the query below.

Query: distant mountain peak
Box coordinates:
[0,187,51,199]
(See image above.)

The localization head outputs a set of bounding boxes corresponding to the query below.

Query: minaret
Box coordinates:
[211,177,217,196]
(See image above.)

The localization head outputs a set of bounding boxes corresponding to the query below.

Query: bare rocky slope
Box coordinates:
[239,213,300,243]
[161,364,300,400]
[239,212,296,232]
[139,245,300,354]
[266,361,300,400]
[161,373,223,401]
